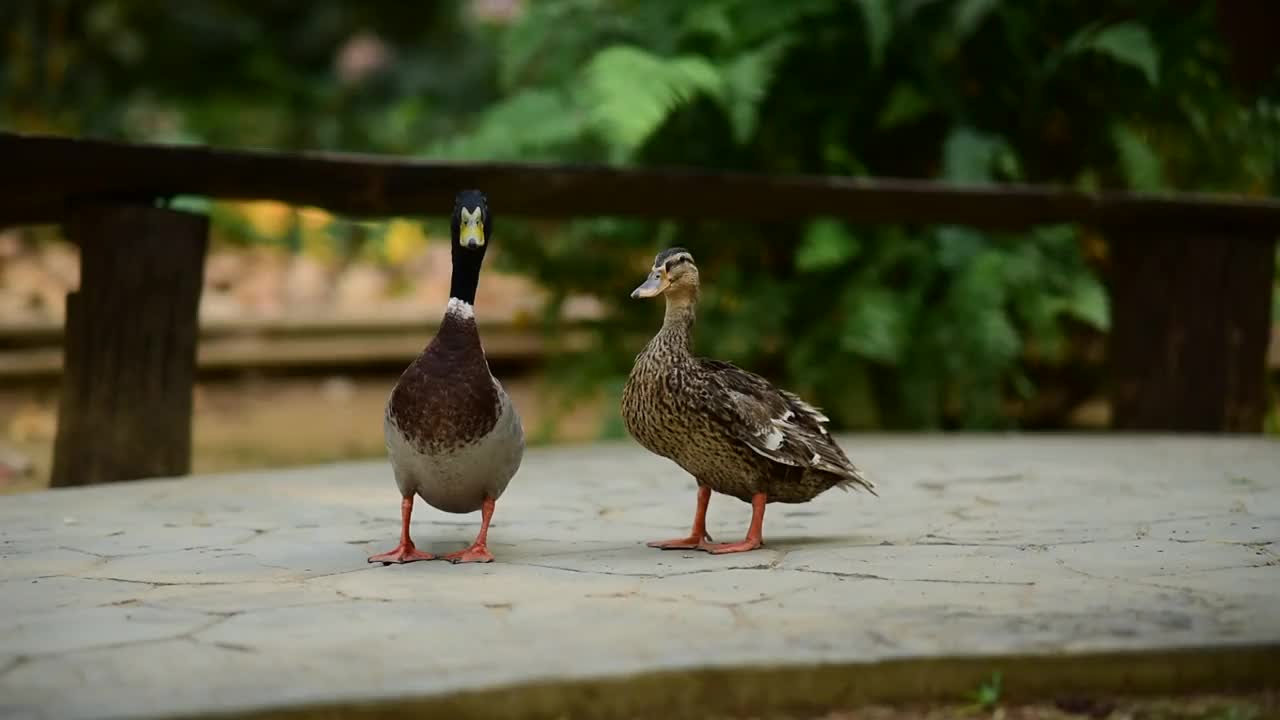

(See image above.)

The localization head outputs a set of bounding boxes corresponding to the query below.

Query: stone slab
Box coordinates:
[0,435,1277,719]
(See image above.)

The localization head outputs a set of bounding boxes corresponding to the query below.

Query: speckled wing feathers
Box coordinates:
[696,359,876,495]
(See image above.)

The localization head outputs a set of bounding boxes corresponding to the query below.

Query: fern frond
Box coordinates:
[718,38,791,144]
[580,45,723,159]
[428,89,582,161]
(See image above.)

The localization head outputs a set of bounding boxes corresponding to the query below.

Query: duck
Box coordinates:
[620,247,876,554]
[369,190,525,565]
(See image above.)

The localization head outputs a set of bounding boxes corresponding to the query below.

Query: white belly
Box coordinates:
[384,383,525,514]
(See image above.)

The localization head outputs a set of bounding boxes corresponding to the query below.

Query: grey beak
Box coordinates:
[630,270,664,299]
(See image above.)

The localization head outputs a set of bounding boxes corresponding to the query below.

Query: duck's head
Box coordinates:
[451,189,491,255]
[631,247,698,300]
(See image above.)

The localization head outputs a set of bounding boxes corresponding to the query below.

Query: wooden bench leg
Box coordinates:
[51,204,208,486]
[1107,232,1276,432]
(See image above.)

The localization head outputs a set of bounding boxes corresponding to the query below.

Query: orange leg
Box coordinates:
[702,492,766,554]
[444,496,496,564]
[368,496,434,564]
[648,486,713,549]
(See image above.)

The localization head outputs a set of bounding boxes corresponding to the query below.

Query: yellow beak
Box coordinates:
[459,222,485,249]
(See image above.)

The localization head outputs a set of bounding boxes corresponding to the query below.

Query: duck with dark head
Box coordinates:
[370,190,525,565]
[621,248,877,554]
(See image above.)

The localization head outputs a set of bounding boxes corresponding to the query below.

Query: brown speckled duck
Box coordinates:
[369,190,525,565]
[620,248,876,554]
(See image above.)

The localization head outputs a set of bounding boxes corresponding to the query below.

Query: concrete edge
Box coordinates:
[191,644,1280,720]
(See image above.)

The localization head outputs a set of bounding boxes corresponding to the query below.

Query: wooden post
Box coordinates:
[1107,231,1276,432]
[51,204,208,486]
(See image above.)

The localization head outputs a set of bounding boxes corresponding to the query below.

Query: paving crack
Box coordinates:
[57,545,167,561]
[181,612,241,639]
[11,611,237,661]
[1055,561,1243,612]
[87,576,233,588]
[725,604,755,629]
[790,567,1034,586]
[915,536,1101,549]
[866,629,899,649]
[59,545,116,559]
[0,656,28,682]
[300,565,384,582]
[509,560,785,579]
[334,588,392,603]
[510,562,659,578]
[232,528,273,545]
[209,640,257,653]
[1146,561,1280,576]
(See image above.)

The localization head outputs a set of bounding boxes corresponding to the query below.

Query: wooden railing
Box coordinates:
[0,313,596,377]
[3,131,1278,485]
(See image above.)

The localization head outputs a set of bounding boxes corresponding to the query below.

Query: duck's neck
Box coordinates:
[448,247,483,306]
[656,290,697,357]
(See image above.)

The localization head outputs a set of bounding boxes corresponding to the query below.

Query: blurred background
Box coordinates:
[2,0,1278,492]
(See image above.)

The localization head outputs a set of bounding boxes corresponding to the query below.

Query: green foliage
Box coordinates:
[4,1,1277,431]
[855,0,892,68]
[718,38,791,144]
[0,1,488,150]
[1060,22,1161,85]
[796,220,860,273]
[582,46,723,159]
[966,671,1003,712]
[1111,124,1166,191]
[432,0,1275,431]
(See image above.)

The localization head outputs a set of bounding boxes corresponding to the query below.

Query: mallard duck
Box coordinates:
[369,190,525,565]
[620,248,876,554]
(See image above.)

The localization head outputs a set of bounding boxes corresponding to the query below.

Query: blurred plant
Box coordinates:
[965,671,1003,713]
[3,1,1278,431]
[0,0,490,150]
[432,0,1279,431]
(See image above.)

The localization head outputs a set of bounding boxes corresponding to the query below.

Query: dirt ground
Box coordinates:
[0,371,608,495]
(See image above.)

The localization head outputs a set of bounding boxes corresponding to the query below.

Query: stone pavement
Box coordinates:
[0,435,1277,720]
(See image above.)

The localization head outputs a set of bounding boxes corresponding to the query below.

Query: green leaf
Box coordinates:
[841,285,911,364]
[972,306,1021,366]
[935,226,987,269]
[681,4,734,45]
[953,0,999,42]
[993,145,1023,181]
[581,45,723,159]
[428,89,581,161]
[855,0,893,67]
[796,219,860,272]
[1061,274,1110,330]
[1063,22,1160,85]
[718,38,792,144]
[949,250,1010,319]
[878,84,932,130]
[168,195,211,214]
[943,127,1010,184]
[497,0,598,90]
[1111,124,1165,191]
[967,672,1004,711]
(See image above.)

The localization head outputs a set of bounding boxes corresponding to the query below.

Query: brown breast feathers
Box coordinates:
[387,311,500,454]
